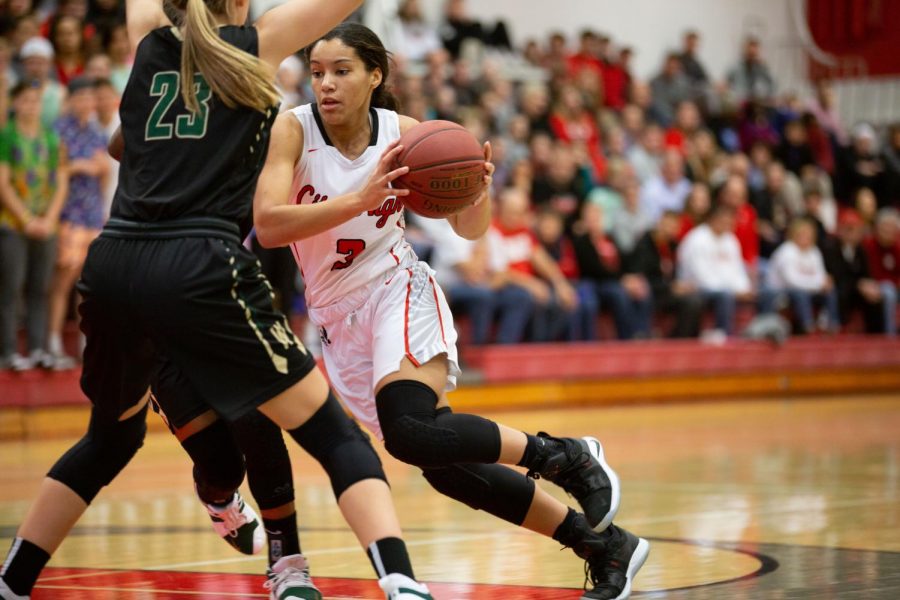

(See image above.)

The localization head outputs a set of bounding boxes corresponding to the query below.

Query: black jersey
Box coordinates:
[111,26,276,229]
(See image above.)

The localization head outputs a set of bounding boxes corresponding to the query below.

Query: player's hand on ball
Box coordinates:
[357,140,409,212]
[472,141,494,208]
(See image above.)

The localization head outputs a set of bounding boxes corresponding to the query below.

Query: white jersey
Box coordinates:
[287,104,416,314]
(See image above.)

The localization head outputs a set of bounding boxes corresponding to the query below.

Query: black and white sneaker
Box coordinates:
[581,524,650,600]
[528,433,621,531]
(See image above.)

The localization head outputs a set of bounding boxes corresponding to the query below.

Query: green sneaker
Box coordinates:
[204,491,264,555]
[265,554,322,600]
[378,574,433,599]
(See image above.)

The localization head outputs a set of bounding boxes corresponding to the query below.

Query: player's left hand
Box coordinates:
[472,141,494,208]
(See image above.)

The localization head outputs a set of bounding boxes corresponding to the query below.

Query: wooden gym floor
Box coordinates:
[1,393,899,599]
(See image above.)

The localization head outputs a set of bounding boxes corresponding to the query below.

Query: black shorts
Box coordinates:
[77,217,317,421]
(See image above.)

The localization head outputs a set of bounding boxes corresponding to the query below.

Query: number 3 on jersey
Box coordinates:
[146,71,212,141]
[331,239,365,271]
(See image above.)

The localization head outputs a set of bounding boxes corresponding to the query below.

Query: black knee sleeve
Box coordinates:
[288,392,385,499]
[181,418,246,504]
[231,411,295,510]
[47,404,148,504]
[376,381,501,468]
[422,463,535,526]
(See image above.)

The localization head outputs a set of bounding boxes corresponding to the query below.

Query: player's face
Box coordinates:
[309,39,382,124]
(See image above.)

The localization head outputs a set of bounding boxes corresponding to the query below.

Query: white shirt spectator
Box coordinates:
[767,240,827,291]
[677,223,752,293]
[640,175,691,224]
[415,217,505,290]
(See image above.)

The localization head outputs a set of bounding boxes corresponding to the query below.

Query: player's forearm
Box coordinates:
[255,192,365,248]
[449,192,491,240]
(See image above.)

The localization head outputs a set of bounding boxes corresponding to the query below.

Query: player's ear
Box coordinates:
[370,67,383,91]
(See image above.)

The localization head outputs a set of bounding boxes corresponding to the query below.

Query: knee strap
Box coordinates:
[181,418,246,505]
[376,381,501,468]
[288,392,385,500]
[422,463,535,526]
[47,404,148,504]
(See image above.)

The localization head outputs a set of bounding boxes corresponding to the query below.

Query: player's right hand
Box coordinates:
[356,140,409,212]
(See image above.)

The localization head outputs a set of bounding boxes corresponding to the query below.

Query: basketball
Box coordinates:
[393,120,486,219]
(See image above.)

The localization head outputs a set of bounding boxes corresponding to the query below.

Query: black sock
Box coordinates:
[1,537,51,596]
[367,537,415,579]
[262,513,301,566]
[517,433,548,468]
[551,507,581,547]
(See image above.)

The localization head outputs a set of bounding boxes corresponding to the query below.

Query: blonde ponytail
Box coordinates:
[180,0,279,113]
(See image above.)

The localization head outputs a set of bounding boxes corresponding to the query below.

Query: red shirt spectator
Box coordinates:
[490,221,538,276]
[862,235,900,286]
[548,84,606,182]
[602,62,628,110]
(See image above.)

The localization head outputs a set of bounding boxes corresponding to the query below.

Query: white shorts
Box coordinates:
[309,262,460,440]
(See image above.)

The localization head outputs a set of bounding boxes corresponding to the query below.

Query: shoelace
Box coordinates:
[213,500,248,538]
[264,565,314,591]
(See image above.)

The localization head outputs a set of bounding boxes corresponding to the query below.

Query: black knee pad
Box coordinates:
[47,404,148,504]
[422,463,535,526]
[181,418,246,504]
[231,411,295,510]
[376,381,501,468]
[288,392,385,500]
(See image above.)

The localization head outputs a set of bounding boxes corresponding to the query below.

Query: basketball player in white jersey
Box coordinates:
[253,23,649,600]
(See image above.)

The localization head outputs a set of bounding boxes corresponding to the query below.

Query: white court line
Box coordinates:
[37,570,121,582]
[147,531,500,571]
[623,495,896,528]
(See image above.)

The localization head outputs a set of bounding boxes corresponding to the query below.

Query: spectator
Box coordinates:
[103,23,132,93]
[677,204,754,334]
[881,123,900,207]
[677,181,711,240]
[93,77,119,218]
[519,81,551,136]
[18,36,66,127]
[489,187,579,342]
[764,218,839,333]
[677,30,708,87]
[531,142,589,231]
[777,117,816,176]
[801,182,831,250]
[46,76,108,368]
[620,103,644,150]
[627,210,704,337]
[835,122,884,204]
[49,15,86,85]
[807,79,848,147]
[737,100,778,153]
[640,149,691,224]
[862,208,900,336]
[566,29,603,80]
[535,207,595,340]
[85,0,124,42]
[649,52,692,126]
[727,36,776,103]
[685,128,725,184]
[803,112,835,175]
[572,203,653,340]
[718,174,759,266]
[823,210,883,332]
[855,186,878,230]
[585,158,630,227]
[627,122,664,184]
[601,45,629,111]
[0,81,69,370]
[609,177,651,254]
[665,100,701,154]
[392,0,442,63]
[548,83,606,182]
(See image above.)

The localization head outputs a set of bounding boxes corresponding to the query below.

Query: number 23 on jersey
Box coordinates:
[145,71,212,141]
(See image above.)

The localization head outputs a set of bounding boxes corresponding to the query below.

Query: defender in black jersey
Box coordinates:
[0,2,433,600]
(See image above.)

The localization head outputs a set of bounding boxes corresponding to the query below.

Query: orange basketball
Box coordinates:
[393,120,485,219]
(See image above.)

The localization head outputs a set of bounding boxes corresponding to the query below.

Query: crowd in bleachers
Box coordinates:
[2,0,900,373]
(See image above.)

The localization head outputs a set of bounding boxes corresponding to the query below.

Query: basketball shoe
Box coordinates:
[527,433,621,531]
[264,554,321,600]
[203,491,264,555]
[0,577,29,600]
[561,514,650,600]
[378,574,433,599]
